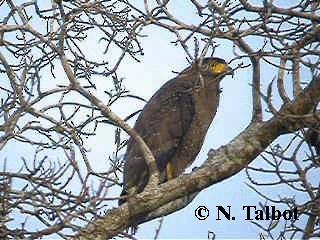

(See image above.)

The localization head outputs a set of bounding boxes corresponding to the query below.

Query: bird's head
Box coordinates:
[198,57,233,77]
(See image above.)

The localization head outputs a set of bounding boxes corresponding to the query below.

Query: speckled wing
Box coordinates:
[122,73,195,195]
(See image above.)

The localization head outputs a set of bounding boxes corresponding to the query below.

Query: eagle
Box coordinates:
[119,57,232,206]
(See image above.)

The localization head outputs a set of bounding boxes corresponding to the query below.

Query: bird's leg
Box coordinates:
[166,161,175,180]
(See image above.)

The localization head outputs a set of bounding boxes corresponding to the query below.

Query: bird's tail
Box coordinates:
[118,189,127,206]
[118,189,138,234]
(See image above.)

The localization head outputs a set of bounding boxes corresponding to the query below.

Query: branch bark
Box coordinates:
[77,75,320,239]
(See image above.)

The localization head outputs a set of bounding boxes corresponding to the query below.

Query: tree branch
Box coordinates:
[77,75,320,239]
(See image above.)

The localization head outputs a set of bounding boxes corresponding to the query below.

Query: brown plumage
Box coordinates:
[119,57,232,205]
[305,127,320,155]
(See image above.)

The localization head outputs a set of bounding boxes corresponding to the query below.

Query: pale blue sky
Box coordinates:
[1,1,317,239]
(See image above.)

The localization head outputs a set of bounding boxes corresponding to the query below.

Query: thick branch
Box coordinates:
[77,76,320,239]
[251,58,262,122]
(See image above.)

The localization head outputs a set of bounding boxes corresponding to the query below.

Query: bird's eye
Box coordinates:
[209,62,226,73]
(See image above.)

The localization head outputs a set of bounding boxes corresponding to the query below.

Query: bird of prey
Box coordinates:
[119,57,232,205]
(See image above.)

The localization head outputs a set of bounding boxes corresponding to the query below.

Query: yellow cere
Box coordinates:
[210,62,226,73]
